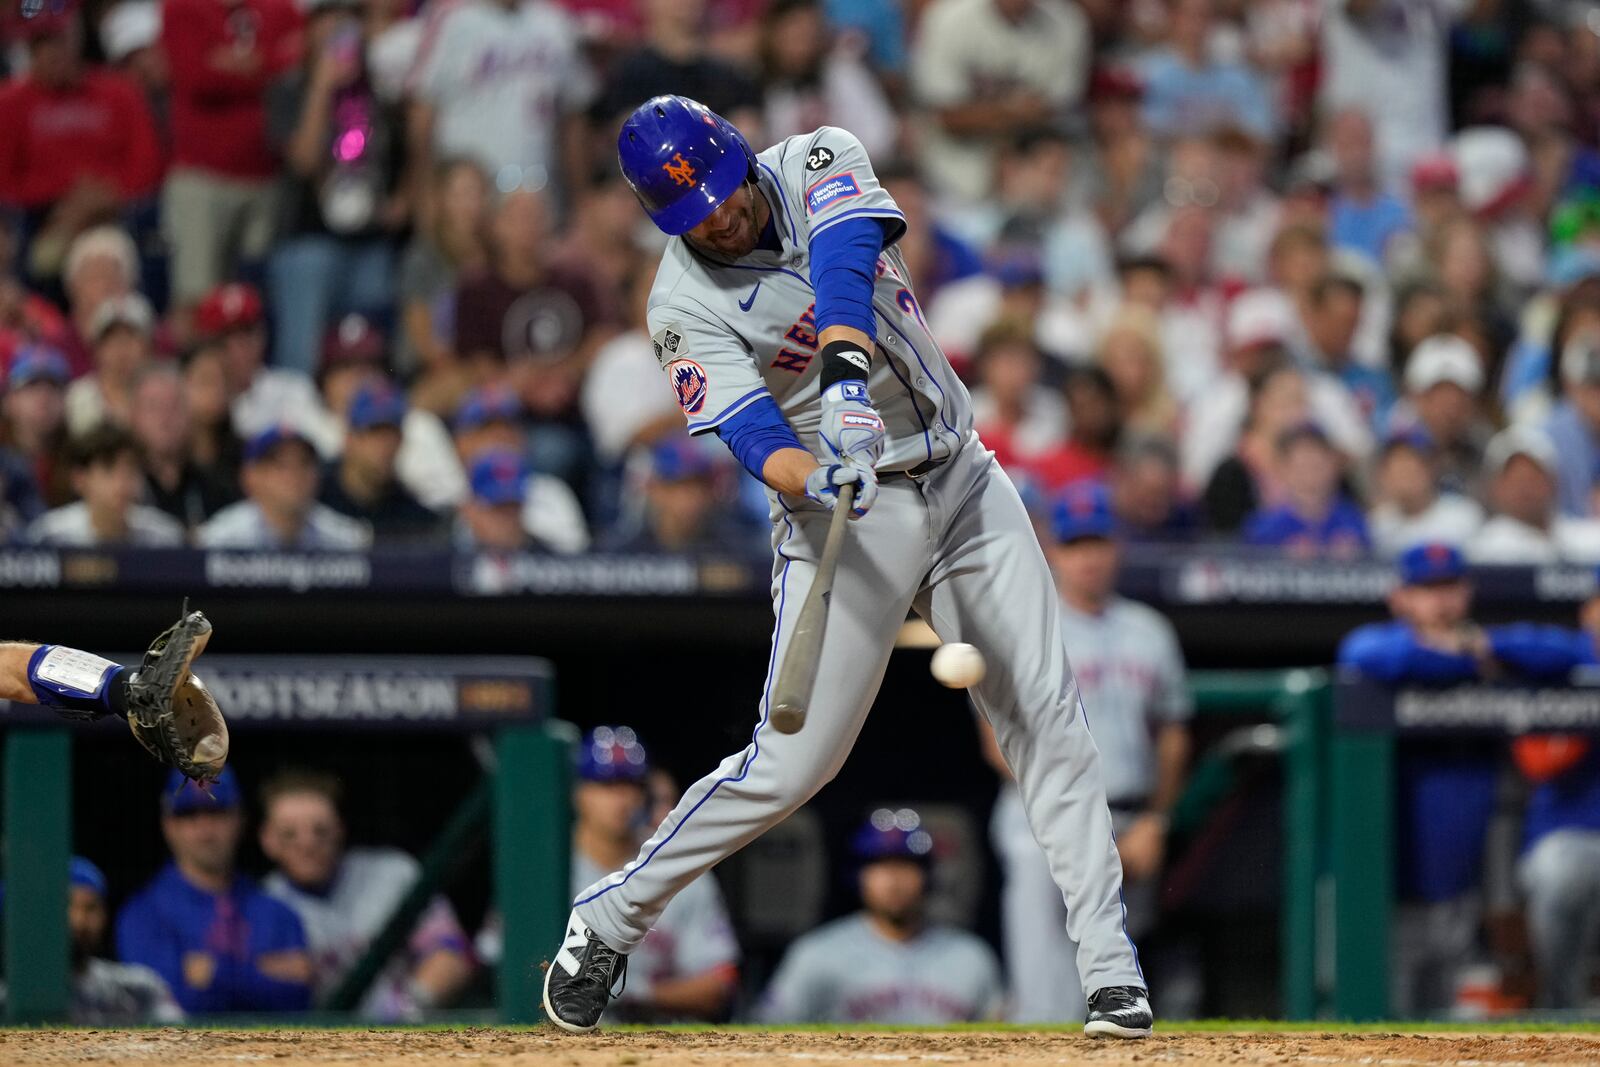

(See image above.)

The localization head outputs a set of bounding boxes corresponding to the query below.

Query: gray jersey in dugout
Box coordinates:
[1058,596,1192,806]
[646,128,971,471]
[757,913,1002,1024]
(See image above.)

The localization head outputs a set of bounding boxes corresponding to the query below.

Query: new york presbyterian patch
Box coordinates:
[667,358,709,414]
[805,171,862,216]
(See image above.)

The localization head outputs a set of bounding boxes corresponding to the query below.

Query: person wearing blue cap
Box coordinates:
[1502,580,1600,1009]
[116,767,313,1014]
[1336,542,1595,1015]
[1,343,71,535]
[197,424,373,549]
[1368,428,1484,558]
[977,480,1191,1022]
[451,387,591,554]
[319,382,444,544]
[1242,421,1370,555]
[599,436,761,554]
[456,448,535,551]
[758,807,1001,1023]
[25,423,187,547]
[566,727,739,1022]
[0,856,184,1024]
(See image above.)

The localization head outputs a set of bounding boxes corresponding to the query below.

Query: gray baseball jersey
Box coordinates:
[757,913,1002,1023]
[574,127,1145,1005]
[265,847,470,1019]
[993,594,1187,1021]
[0,958,184,1025]
[1058,596,1192,806]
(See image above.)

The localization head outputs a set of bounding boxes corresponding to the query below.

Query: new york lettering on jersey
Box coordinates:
[644,127,972,474]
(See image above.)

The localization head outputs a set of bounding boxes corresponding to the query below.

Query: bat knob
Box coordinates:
[770,702,806,735]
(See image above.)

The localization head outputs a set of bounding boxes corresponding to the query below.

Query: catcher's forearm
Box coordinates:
[0,643,43,704]
[0,641,129,716]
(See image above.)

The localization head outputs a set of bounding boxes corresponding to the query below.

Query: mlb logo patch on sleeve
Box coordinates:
[806,172,862,215]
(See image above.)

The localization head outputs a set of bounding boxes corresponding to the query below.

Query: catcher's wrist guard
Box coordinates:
[27,645,126,721]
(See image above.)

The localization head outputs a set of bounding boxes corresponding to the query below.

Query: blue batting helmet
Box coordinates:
[851,807,935,865]
[617,95,757,236]
[576,726,650,784]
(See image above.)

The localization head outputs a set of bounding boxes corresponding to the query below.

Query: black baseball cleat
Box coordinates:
[1084,985,1153,1038]
[542,911,627,1033]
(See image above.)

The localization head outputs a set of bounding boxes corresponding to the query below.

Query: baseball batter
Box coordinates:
[542,95,1149,1037]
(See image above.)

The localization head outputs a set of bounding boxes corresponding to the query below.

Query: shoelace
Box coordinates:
[574,940,628,1001]
[1093,988,1139,1012]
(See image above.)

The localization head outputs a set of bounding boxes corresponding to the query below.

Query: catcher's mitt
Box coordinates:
[123,606,229,782]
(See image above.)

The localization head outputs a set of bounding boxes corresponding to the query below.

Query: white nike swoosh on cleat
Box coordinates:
[553,916,590,976]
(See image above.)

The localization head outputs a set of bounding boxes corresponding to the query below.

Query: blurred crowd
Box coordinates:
[7,0,1600,561]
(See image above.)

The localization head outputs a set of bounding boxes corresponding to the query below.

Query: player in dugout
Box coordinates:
[1337,542,1588,1015]
[1468,574,1600,1009]
[259,769,476,1021]
[118,768,314,1014]
[757,808,1002,1024]
[0,856,183,1024]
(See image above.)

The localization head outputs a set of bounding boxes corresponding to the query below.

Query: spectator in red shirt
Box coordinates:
[0,10,163,283]
[160,0,303,319]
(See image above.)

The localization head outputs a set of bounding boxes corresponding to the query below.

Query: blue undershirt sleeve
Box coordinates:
[715,394,806,482]
[809,217,890,340]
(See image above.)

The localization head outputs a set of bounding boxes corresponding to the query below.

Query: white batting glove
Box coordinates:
[804,461,878,519]
[818,381,885,470]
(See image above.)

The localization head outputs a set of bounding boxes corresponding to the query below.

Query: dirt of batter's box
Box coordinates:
[2,1027,1598,1067]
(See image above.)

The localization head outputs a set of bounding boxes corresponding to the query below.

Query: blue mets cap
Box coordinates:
[576,726,650,783]
[649,436,716,482]
[454,387,524,433]
[618,95,758,236]
[347,382,407,431]
[244,423,316,464]
[163,766,240,814]
[70,855,107,897]
[468,448,527,506]
[1050,481,1116,544]
[7,343,70,390]
[1397,542,1466,586]
[851,807,934,865]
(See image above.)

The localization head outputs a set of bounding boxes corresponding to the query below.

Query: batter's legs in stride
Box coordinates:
[543,442,1149,1035]
[909,447,1148,1036]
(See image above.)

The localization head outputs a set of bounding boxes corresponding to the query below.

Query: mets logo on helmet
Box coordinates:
[662,153,697,187]
[668,359,709,414]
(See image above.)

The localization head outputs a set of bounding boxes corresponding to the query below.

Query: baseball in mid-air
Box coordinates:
[931,642,986,689]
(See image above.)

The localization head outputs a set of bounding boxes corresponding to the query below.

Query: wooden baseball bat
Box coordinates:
[769,482,855,735]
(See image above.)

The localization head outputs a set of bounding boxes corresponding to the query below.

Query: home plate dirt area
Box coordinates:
[5,1027,1600,1067]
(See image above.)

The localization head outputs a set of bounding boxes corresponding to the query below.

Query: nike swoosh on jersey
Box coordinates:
[738,282,762,312]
